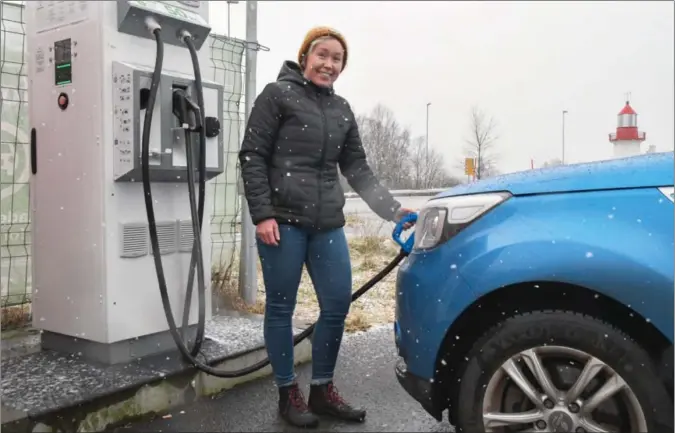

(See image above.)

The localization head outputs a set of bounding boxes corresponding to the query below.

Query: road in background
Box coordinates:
[108,326,454,432]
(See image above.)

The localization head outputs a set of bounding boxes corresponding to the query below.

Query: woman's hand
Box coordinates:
[256,218,280,246]
[394,207,417,230]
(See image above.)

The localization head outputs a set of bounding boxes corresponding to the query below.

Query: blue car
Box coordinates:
[394,151,674,433]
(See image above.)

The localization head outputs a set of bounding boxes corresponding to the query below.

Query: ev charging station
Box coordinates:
[27,0,225,365]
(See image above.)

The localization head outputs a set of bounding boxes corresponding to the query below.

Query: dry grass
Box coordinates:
[213,214,400,333]
[1,304,31,331]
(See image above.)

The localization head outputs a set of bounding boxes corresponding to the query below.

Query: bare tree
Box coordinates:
[354,104,410,188]
[408,136,459,189]
[460,106,500,179]
[408,136,427,188]
[340,103,457,191]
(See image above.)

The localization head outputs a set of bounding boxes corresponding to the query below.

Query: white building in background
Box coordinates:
[608,99,647,159]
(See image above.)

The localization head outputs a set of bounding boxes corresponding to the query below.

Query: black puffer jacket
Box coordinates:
[239,61,401,230]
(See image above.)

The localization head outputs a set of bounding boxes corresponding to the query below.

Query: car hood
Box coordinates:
[436,151,674,199]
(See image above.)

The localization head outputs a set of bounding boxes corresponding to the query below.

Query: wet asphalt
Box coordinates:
[109,325,454,432]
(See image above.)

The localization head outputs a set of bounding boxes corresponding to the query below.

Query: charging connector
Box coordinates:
[172,89,202,131]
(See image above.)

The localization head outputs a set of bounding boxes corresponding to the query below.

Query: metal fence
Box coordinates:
[0,1,30,314]
[0,1,247,327]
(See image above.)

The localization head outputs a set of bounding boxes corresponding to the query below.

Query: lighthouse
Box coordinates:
[608,97,646,159]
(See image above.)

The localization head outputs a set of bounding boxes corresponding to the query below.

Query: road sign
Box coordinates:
[464,157,475,176]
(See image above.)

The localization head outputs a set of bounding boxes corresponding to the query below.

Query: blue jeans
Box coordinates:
[257,225,352,387]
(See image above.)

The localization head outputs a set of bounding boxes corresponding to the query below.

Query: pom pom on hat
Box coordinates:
[297,26,348,71]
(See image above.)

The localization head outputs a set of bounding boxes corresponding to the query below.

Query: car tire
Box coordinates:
[455,310,673,433]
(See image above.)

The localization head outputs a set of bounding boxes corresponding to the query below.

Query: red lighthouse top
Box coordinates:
[609,99,646,143]
[618,102,636,116]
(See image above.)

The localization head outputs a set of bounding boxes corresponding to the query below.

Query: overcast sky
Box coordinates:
[211,1,674,176]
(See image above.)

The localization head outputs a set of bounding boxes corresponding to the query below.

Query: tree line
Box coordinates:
[340,104,501,192]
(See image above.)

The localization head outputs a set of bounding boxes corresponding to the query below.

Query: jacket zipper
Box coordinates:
[317,94,328,228]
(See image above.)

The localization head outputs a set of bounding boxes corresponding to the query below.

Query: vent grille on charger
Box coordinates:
[156,221,178,255]
[178,220,195,252]
[120,221,178,257]
[120,223,148,258]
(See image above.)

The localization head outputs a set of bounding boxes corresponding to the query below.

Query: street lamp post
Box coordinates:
[562,110,568,164]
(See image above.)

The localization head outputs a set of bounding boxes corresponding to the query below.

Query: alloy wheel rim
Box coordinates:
[482,345,648,433]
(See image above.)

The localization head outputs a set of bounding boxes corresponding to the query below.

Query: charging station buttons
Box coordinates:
[57,92,69,110]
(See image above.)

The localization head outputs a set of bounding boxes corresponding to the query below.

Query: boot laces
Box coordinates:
[326,383,348,407]
[289,386,309,412]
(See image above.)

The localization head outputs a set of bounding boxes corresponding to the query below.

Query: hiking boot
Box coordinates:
[308,382,366,423]
[278,383,319,428]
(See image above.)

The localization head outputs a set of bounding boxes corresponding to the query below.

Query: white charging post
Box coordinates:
[27,1,225,364]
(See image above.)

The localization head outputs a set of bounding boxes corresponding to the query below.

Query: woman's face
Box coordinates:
[303,37,344,88]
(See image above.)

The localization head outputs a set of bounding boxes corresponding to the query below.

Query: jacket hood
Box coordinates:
[276,61,334,94]
[277,61,305,85]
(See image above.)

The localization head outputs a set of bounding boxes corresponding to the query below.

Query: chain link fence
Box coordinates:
[0,1,246,329]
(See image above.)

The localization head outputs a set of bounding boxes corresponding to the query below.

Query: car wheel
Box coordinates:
[455,310,673,433]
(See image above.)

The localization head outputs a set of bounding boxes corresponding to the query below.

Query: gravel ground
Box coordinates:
[108,325,454,432]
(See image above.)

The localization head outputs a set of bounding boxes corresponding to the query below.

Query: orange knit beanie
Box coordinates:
[297,26,348,71]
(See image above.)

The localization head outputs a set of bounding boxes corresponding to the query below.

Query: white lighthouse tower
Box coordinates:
[608,96,646,159]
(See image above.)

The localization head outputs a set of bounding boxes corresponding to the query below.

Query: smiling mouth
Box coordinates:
[319,72,333,79]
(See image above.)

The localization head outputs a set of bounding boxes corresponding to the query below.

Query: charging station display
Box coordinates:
[54,38,72,86]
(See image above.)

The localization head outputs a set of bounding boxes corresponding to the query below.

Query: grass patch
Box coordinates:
[1,304,31,331]
[213,214,401,333]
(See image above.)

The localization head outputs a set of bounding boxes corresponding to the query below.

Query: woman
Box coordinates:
[239,26,414,428]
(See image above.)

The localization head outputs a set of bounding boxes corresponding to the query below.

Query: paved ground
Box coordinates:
[109,326,454,432]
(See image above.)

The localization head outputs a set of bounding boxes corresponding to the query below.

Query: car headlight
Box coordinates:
[659,186,674,202]
[413,191,512,251]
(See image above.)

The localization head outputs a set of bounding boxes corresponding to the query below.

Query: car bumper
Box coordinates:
[393,243,479,420]
[394,250,476,379]
[394,356,443,421]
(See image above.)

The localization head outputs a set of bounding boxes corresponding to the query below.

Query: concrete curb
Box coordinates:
[3,339,312,433]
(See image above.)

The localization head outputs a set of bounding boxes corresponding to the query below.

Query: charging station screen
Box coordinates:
[54,38,72,86]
